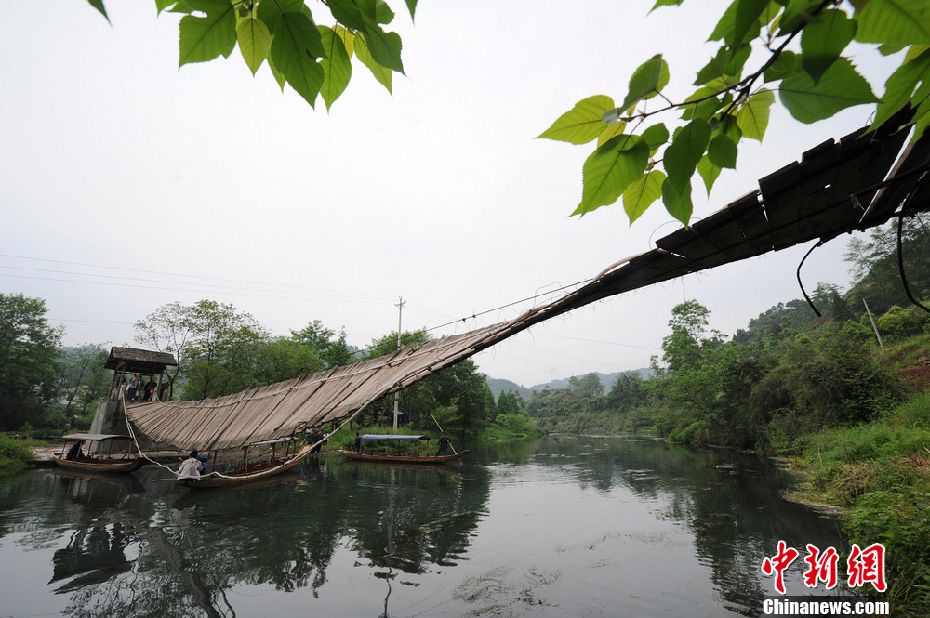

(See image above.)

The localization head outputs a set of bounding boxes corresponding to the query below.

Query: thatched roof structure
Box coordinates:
[105,347,178,375]
[126,115,930,452]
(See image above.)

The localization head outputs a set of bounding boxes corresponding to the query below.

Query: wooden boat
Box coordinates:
[53,433,142,473]
[338,449,469,464]
[338,434,468,465]
[176,442,314,489]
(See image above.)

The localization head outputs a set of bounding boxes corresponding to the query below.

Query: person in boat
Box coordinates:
[436,433,451,456]
[353,432,362,453]
[178,450,203,479]
[65,441,82,461]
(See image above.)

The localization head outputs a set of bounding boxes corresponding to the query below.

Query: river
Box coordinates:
[0,437,852,617]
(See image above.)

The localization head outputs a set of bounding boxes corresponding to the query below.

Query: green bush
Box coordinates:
[0,435,34,474]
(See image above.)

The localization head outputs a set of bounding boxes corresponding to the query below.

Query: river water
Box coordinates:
[0,437,852,617]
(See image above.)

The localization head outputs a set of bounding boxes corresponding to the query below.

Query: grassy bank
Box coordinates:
[788,392,930,617]
[0,435,35,475]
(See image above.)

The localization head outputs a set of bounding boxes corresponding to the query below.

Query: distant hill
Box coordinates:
[485,369,652,400]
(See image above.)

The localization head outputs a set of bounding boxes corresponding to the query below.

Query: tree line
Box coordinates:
[0,295,538,442]
[526,215,930,449]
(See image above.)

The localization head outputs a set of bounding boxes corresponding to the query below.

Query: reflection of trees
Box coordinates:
[530,437,847,616]
[0,456,492,618]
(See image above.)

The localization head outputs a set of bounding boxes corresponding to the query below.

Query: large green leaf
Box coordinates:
[354,34,392,92]
[642,123,670,153]
[360,23,404,73]
[736,89,774,140]
[623,170,666,223]
[871,47,930,130]
[256,0,304,35]
[662,175,694,225]
[729,0,771,50]
[576,136,650,216]
[539,96,615,145]
[327,0,368,30]
[621,55,670,112]
[800,8,856,83]
[663,118,710,195]
[271,12,326,107]
[319,26,353,111]
[708,134,738,169]
[854,0,930,46]
[179,1,236,66]
[598,122,628,147]
[697,155,723,194]
[779,58,879,124]
[237,17,271,75]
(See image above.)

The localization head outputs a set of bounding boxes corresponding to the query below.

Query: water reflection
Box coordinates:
[0,438,849,617]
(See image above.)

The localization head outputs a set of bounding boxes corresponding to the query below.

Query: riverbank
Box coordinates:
[783,392,930,617]
[0,435,35,474]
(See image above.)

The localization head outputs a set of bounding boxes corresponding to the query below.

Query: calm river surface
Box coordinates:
[0,437,850,617]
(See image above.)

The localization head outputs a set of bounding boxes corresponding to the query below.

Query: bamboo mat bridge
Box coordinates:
[127,112,930,453]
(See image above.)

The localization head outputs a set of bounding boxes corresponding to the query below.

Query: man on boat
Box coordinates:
[436,433,451,456]
[178,450,202,479]
[354,432,362,453]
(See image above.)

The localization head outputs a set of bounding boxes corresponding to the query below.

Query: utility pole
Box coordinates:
[392,296,405,430]
[863,298,884,349]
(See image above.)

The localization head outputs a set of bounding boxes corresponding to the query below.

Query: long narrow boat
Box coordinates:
[53,433,142,473]
[338,434,468,465]
[176,442,314,489]
[338,449,469,464]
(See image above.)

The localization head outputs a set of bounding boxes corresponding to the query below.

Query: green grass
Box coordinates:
[789,392,930,616]
[0,435,35,475]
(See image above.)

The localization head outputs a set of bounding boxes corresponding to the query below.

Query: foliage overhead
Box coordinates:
[89,0,415,111]
[539,0,930,225]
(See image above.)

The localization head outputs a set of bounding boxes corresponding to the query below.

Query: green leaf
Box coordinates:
[319,26,353,111]
[708,135,738,169]
[621,55,670,111]
[662,176,694,225]
[695,45,751,85]
[800,9,857,83]
[539,96,615,144]
[354,33,392,92]
[871,48,930,130]
[179,1,237,66]
[729,0,771,50]
[912,97,930,141]
[86,0,110,23]
[709,1,738,41]
[697,155,723,194]
[271,12,326,107]
[576,136,650,216]
[360,23,404,73]
[642,123,670,152]
[598,122,628,147]
[764,49,801,82]
[237,17,271,75]
[663,118,710,194]
[651,0,685,11]
[779,58,880,124]
[337,25,355,57]
[256,0,304,34]
[854,0,930,46]
[623,170,666,223]
[777,0,824,35]
[737,89,774,140]
[405,0,418,21]
[327,0,368,30]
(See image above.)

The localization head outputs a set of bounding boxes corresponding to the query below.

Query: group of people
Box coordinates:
[126,374,169,402]
[304,427,327,453]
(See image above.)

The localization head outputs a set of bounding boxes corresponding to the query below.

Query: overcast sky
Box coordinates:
[1,1,900,388]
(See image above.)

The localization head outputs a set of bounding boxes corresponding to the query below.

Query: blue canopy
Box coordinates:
[359,434,429,442]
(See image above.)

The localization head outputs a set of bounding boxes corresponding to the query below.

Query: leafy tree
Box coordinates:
[661,300,720,372]
[290,321,355,368]
[540,1,930,224]
[0,294,62,430]
[55,344,110,420]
